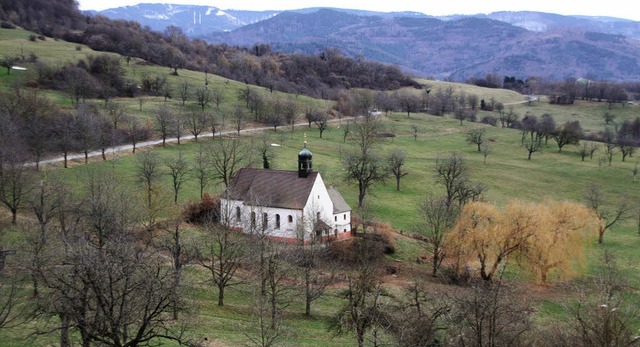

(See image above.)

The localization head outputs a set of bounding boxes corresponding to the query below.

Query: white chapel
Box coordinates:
[220,142,352,243]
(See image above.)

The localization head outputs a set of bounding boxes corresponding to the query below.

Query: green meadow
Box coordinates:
[1,26,640,345]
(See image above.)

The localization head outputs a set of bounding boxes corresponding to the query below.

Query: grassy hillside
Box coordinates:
[2,26,640,346]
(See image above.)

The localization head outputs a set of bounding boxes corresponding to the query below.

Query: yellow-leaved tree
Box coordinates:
[518,200,595,285]
[446,200,595,284]
[446,200,538,281]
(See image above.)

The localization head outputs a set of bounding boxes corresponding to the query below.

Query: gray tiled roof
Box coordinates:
[225,168,318,210]
[327,187,351,213]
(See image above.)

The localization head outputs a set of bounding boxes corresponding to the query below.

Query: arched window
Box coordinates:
[288,215,293,223]
[251,212,256,228]
[236,206,241,222]
[262,212,268,230]
[275,214,281,229]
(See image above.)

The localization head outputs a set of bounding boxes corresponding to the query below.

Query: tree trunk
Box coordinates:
[59,313,70,347]
[218,282,225,306]
[305,270,311,316]
[598,227,605,244]
[356,326,365,347]
[432,252,439,277]
[63,152,68,168]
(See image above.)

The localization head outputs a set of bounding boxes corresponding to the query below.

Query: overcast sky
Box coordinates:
[76,0,640,21]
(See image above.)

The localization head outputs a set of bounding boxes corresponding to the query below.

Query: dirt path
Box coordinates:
[37,117,353,166]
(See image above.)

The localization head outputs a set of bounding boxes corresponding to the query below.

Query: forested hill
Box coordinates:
[0,0,421,99]
[205,9,640,81]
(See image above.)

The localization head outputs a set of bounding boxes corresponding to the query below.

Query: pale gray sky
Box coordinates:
[76,0,640,21]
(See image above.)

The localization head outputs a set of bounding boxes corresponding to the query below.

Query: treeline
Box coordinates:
[0,0,420,100]
[468,73,635,105]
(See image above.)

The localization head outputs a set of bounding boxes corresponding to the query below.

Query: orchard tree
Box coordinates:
[199,221,246,306]
[155,104,176,147]
[0,145,33,224]
[584,185,632,244]
[415,195,458,276]
[387,149,408,191]
[343,115,387,207]
[165,151,190,204]
[466,128,486,152]
[553,120,583,153]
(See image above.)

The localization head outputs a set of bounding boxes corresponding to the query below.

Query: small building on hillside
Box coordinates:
[220,142,352,243]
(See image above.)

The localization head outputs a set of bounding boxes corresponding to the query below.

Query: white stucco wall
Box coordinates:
[332,211,352,234]
[302,174,334,237]
[220,198,303,239]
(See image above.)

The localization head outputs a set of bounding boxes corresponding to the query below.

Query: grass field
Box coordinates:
[2,26,640,346]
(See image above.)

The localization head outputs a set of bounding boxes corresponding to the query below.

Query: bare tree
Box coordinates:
[552,250,640,346]
[74,104,100,164]
[523,128,544,160]
[553,120,582,153]
[343,115,388,208]
[176,81,190,106]
[211,86,223,109]
[329,244,384,347]
[411,124,420,141]
[192,144,211,199]
[585,185,632,244]
[156,216,196,319]
[186,110,206,142]
[0,145,33,224]
[343,152,387,209]
[282,98,297,132]
[481,142,491,164]
[388,149,408,192]
[210,138,251,187]
[165,151,190,204]
[387,283,451,347]
[415,195,459,277]
[466,128,486,152]
[40,234,186,346]
[293,242,335,316]
[136,151,162,210]
[447,276,532,346]
[234,104,246,135]
[313,110,329,139]
[155,104,175,147]
[25,178,64,297]
[434,153,466,208]
[194,86,211,111]
[207,111,219,139]
[199,220,245,306]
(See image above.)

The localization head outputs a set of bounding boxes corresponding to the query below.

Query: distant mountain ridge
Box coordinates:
[89,3,279,36]
[92,4,640,81]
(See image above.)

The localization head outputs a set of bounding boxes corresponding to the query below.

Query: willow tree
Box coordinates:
[446,201,538,281]
[448,200,595,283]
[518,200,596,285]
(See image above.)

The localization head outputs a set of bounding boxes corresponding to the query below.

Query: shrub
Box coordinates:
[28,34,37,42]
[183,193,220,224]
[75,45,82,51]
[0,21,16,29]
[481,115,498,126]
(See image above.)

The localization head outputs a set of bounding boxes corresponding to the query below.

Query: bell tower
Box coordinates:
[298,134,312,178]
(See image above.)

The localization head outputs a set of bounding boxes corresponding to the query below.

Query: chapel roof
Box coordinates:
[225,168,318,210]
[327,187,351,213]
